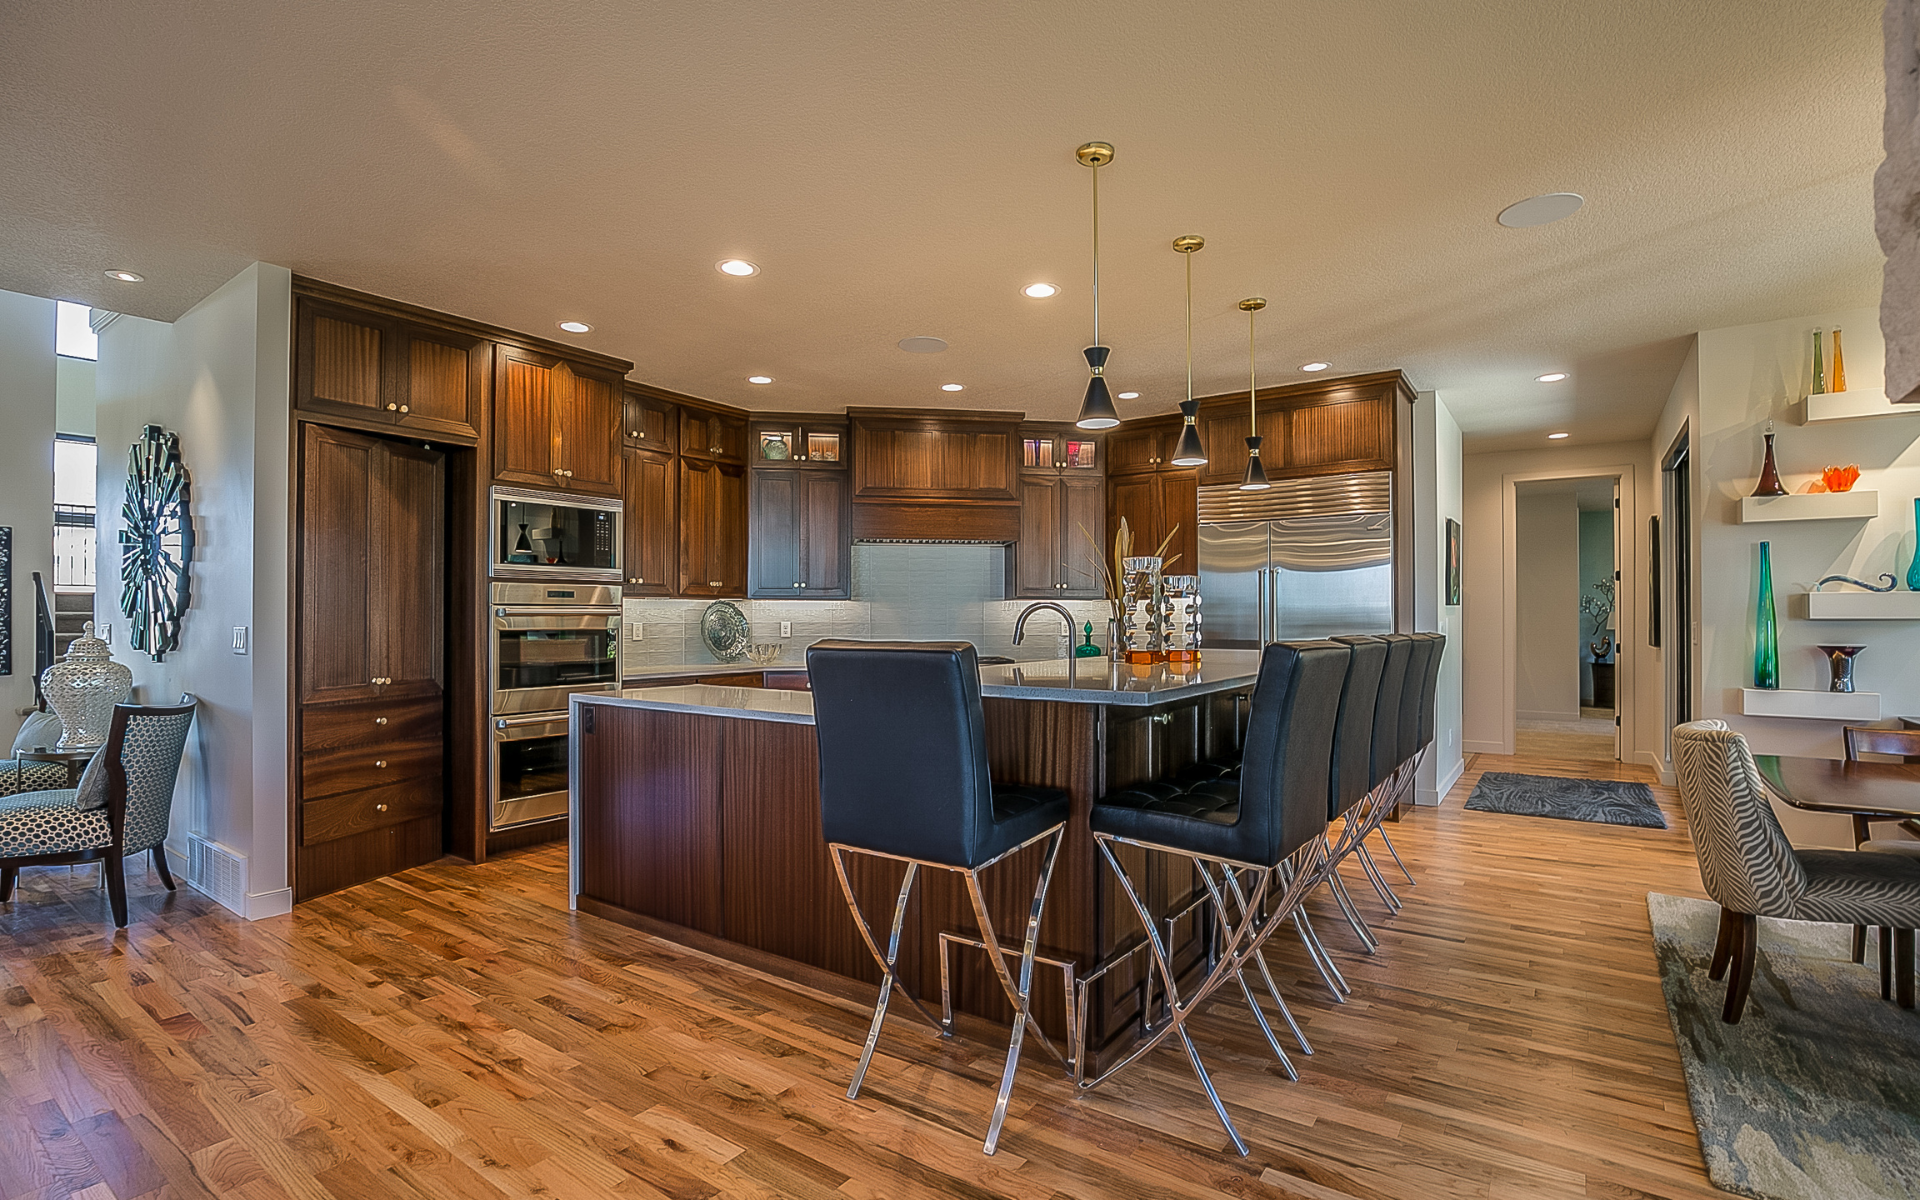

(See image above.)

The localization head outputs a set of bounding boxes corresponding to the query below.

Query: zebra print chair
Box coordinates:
[1671,720,1920,1021]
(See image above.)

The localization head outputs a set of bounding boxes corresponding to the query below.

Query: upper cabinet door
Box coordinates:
[1105,427,1165,476]
[554,365,622,496]
[681,409,748,463]
[623,447,676,597]
[492,346,559,487]
[1060,475,1105,597]
[300,426,380,706]
[748,468,804,597]
[1285,396,1393,475]
[398,328,485,440]
[680,459,747,595]
[623,391,676,451]
[849,415,1018,502]
[298,302,392,423]
[1016,473,1065,597]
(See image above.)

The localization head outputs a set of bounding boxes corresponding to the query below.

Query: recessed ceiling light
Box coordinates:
[1117,391,1140,400]
[1536,372,1569,382]
[104,270,144,283]
[1497,193,1585,228]
[1023,282,1059,299]
[747,375,773,384]
[897,336,948,354]
[941,383,964,392]
[717,259,760,277]
[558,321,592,334]
[1548,432,1570,440]
[1300,361,1330,372]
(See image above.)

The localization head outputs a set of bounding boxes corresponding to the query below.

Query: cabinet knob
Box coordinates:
[374,716,388,726]
[376,803,388,813]
[386,403,398,412]
[375,760,388,768]
[399,404,409,414]
[708,580,723,587]
[553,469,564,476]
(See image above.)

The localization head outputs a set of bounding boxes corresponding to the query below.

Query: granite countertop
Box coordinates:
[582,650,1263,724]
[623,662,803,681]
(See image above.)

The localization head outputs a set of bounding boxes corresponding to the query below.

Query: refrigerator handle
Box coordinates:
[1256,567,1269,645]
[1267,564,1282,643]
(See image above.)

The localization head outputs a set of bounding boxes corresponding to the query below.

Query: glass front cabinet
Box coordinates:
[753,419,846,468]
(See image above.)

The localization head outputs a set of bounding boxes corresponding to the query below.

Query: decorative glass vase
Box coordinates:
[1810,327,1825,395]
[1831,328,1846,393]
[1754,543,1779,689]
[41,622,134,748]
[1162,575,1202,666]
[1752,423,1787,497]
[1908,498,1920,591]
[1121,556,1164,664]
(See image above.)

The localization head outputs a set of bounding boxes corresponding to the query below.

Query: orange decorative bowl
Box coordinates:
[1821,464,1860,493]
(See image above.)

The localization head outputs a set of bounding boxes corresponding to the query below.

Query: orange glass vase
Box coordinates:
[1820,464,1860,493]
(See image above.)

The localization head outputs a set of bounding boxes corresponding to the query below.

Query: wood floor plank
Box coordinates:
[0,750,1761,1198]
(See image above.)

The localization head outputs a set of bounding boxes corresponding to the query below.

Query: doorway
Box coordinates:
[1512,475,1620,763]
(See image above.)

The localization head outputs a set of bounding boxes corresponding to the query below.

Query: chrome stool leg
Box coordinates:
[1356,842,1402,911]
[1293,910,1350,1000]
[830,848,947,1101]
[1328,871,1378,950]
[1376,826,1416,885]
[1198,864,1298,1077]
[1216,865,1312,1057]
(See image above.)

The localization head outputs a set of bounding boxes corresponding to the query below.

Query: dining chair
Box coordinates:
[1672,720,1920,1020]
[0,696,197,928]
[1839,725,1920,966]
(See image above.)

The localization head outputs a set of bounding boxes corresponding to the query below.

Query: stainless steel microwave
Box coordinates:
[490,486,622,583]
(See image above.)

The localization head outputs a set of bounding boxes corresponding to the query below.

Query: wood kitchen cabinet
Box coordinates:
[1196,405,1284,486]
[1107,469,1197,580]
[1195,373,1405,484]
[1017,472,1104,598]
[622,446,676,597]
[680,408,748,464]
[295,423,447,901]
[492,346,623,497]
[749,468,849,597]
[622,389,676,451]
[1105,424,1175,476]
[680,457,748,596]
[849,409,1019,503]
[296,297,487,443]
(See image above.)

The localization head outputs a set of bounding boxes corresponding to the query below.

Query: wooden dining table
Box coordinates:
[1753,753,1920,1008]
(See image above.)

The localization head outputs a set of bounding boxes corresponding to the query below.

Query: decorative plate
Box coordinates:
[701,601,751,662]
[119,425,194,662]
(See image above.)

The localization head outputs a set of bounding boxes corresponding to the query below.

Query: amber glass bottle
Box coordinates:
[1831,328,1846,393]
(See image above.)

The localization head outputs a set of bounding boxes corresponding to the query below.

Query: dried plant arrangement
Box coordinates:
[1078,518,1180,625]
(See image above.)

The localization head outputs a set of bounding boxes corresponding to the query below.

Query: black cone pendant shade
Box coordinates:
[1172,400,1206,465]
[1241,436,1271,490]
[1077,345,1121,429]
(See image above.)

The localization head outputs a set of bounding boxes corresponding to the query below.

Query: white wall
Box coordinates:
[1461,438,1661,771]
[1688,305,1905,847]
[1414,392,1465,804]
[1515,490,1580,720]
[0,290,57,746]
[94,263,293,918]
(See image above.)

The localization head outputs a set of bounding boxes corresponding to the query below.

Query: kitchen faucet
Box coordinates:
[1012,602,1079,688]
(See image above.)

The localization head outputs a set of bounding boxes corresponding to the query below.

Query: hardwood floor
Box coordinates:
[0,751,1729,1200]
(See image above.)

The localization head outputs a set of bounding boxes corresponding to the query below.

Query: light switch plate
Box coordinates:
[231,626,249,655]
[629,622,643,641]
[780,621,792,637]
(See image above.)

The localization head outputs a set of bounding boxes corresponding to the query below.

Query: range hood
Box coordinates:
[850,501,1019,544]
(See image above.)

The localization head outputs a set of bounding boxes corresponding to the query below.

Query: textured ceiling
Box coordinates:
[0,1,1887,449]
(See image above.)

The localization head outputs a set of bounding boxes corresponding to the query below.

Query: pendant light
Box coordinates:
[1074,142,1122,429]
[1239,297,1271,491]
[1169,235,1208,466]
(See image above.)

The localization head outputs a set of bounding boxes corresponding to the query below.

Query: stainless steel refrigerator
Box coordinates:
[1197,471,1394,647]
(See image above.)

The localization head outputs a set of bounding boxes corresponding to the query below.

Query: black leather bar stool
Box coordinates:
[1374,632,1447,886]
[1084,640,1349,1155]
[1328,633,1411,932]
[806,640,1070,1156]
[1355,635,1435,910]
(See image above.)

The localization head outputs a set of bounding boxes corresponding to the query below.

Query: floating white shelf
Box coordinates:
[1738,491,1878,523]
[1805,589,1920,620]
[1803,388,1915,423]
[1738,688,1881,721]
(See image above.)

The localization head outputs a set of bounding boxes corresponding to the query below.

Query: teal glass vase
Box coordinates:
[1908,498,1920,591]
[1755,541,1779,689]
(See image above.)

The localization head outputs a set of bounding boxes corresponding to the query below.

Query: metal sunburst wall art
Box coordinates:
[119,425,195,661]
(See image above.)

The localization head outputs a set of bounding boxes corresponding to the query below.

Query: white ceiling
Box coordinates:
[0,1,1887,449]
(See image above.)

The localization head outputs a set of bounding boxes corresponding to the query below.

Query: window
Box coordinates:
[55,301,96,360]
[53,435,96,590]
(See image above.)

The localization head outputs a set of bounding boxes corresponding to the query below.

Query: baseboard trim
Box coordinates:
[1635,749,1675,786]
[1420,757,1466,806]
[1463,739,1506,755]
[1516,708,1581,723]
[243,888,293,920]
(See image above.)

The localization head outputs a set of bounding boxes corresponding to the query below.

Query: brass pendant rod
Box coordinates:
[1091,161,1100,346]
[1185,250,1194,408]
[1248,307,1257,434]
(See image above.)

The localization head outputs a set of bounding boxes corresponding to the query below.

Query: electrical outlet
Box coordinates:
[629,621,643,641]
[231,626,249,655]
[780,621,792,637]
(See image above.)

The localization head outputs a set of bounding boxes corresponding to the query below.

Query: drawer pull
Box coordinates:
[374,717,388,726]
[375,760,388,768]
[376,803,388,813]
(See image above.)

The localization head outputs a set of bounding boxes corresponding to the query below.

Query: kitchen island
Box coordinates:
[569,651,1265,1072]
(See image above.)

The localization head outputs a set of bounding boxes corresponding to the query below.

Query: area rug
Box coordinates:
[1647,892,1920,1200]
[1463,771,1667,828]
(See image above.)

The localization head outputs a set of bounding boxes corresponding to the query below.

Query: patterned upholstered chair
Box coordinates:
[0,711,75,797]
[0,696,196,928]
[1671,720,1920,1021]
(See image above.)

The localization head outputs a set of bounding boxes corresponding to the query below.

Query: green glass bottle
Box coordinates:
[1755,541,1779,689]
[1811,328,1825,395]
[1907,499,1920,591]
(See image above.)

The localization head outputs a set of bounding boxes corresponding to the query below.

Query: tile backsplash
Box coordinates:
[620,543,1112,671]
